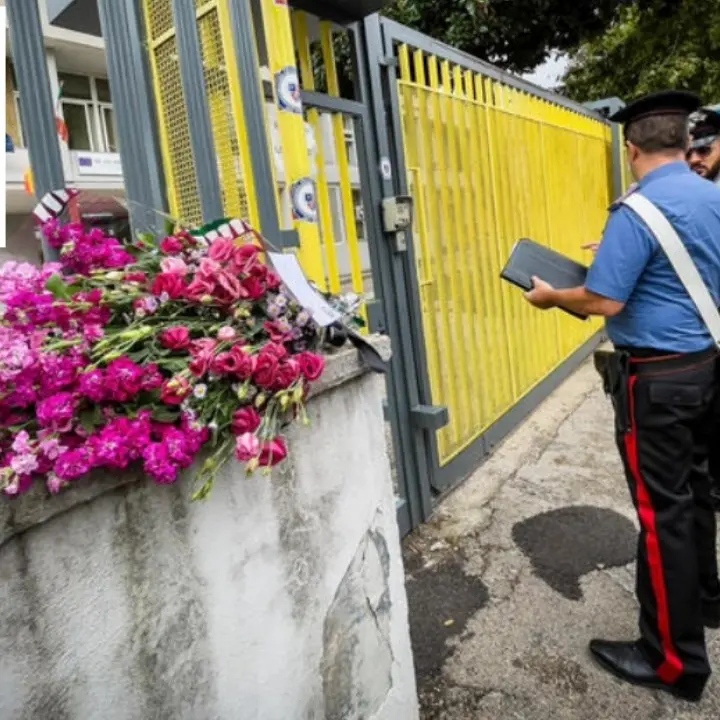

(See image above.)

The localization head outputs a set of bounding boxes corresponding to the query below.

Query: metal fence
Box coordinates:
[137,1,618,533]
[391,34,611,469]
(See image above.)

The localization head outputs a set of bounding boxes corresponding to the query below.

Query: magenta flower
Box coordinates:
[79,369,107,403]
[54,447,93,481]
[105,357,145,402]
[37,392,77,433]
[142,443,179,485]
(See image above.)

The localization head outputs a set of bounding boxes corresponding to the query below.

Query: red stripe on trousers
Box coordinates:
[624,376,683,685]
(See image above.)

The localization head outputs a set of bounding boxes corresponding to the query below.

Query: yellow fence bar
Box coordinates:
[260,0,325,287]
[292,12,342,293]
[142,0,202,225]
[319,22,365,302]
[214,0,260,225]
[397,48,612,465]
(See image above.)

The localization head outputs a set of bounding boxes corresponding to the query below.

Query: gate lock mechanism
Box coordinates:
[382,195,413,253]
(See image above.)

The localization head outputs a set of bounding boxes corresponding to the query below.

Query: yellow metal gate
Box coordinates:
[139,3,623,526]
[385,20,612,482]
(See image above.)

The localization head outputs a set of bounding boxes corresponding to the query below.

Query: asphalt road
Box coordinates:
[403,358,720,720]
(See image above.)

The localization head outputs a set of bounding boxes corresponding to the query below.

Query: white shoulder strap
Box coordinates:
[622,192,720,348]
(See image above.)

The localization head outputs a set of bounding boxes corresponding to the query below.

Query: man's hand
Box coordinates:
[582,242,600,254]
[524,276,556,310]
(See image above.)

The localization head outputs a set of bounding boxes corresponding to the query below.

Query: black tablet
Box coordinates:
[500,238,589,321]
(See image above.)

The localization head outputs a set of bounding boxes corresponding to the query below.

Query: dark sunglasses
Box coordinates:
[687,145,713,160]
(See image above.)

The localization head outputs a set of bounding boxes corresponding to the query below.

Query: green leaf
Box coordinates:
[45,274,72,300]
[164,217,176,236]
[151,406,181,424]
[79,407,103,434]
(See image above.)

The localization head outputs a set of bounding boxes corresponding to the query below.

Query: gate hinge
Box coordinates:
[410,405,449,431]
[379,56,398,68]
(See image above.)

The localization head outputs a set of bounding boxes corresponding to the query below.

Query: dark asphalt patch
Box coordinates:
[512,505,636,600]
[404,552,489,687]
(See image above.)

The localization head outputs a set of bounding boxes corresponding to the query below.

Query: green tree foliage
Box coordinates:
[563,0,720,103]
[383,0,632,72]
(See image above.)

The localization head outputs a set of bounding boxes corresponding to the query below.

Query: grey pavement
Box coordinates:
[403,357,720,719]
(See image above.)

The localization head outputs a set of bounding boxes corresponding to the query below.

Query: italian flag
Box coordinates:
[55,82,69,144]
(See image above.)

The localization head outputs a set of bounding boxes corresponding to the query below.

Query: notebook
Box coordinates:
[500,238,589,321]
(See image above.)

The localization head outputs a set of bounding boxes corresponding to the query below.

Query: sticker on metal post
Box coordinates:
[274,0,289,6]
[275,67,302,114]
[291,178,318,223]
[380,157,393,181]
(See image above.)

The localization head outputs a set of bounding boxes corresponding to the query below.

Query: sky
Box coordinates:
[521,53,570,90]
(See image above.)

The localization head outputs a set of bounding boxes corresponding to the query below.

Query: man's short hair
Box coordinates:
[626,114,689,153]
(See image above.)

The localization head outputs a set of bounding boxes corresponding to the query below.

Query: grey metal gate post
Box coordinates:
[96,0,168,234]
[7,0,66,261]
[357,16,435,532]
[171,0,224,222]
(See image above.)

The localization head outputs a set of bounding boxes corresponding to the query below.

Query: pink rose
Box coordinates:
[241,276,266,301]
[266,271,282,291]
[160,326,191,351]
[258,437,288,467]
[208,238,236,264]
[217,326,236,342]
[189,339,217,377]
[160,257,189,276]
[263,342,288,361]
[231,408,262,436]
[210,352,239,375]
[160,377,191,406]
[160,236,184,254]
[264,320,292,343]
[197,258,221,280]
[231,347,256,380]
[124,271,147,283]
[235,433,261,462]
[273,358,301,391]
[185,277,215,303]
[152,272,186,300]
[298,352,325,382]
[253,352,279,389]
[231,244,260,274]
[214,270,243,306]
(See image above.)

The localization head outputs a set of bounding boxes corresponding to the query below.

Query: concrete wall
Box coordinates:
[0,339,419,720]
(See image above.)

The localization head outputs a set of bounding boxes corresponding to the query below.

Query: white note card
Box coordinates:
[268,252,341,327]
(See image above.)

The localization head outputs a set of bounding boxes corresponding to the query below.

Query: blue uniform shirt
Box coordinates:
[585,162,720,352]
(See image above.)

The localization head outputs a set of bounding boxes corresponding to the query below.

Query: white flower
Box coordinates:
[193,384,208,400]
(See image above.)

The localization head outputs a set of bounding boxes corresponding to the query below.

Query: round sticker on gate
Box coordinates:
[291,178,318,223]
[276,67,302,115]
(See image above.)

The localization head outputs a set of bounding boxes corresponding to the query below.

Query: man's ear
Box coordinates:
[626,141,640,165]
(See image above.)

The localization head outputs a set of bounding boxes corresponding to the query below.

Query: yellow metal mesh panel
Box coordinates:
[197,8,251,221]
[153,37,203,225]
[146,0,174,41]
[397,45,612,465]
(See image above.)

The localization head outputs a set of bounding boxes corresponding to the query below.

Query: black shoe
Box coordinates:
[703,597,720,629]
[588,639,704,702]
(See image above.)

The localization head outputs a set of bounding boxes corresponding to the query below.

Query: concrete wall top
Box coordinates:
[0,337,392,550]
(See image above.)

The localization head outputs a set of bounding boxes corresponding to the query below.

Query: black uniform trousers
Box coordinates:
[610,348,718,695]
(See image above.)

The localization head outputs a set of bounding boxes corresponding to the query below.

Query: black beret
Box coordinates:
[610,90,701,129]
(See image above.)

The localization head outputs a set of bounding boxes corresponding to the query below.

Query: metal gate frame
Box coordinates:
[372,17,608,495]
[334,18,436,535]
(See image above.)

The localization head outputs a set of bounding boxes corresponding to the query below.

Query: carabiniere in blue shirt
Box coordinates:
[585,162,720,353]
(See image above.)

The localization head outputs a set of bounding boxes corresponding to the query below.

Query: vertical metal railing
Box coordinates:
[393,36,611,468]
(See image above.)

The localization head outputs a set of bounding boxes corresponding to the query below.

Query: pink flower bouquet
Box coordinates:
[0,218,335,500]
